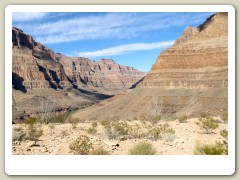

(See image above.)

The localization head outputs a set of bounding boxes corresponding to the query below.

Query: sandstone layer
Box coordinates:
[12,28,145,122]
[71,12,228,121]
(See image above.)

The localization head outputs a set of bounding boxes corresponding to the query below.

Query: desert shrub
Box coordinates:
[200,112,210,119]
[220,129,228,139]
[128,141,156,155]
[48,112,72,123]
[221,113,228,123]
[27,124,43,142]
[147,124,175,141]
[89,147,109,155]
[111,116,120,121]
[178,115,188,123]
[149,115,161,124]
[200,117,219,134]
[106,121,129,140]
[162,133,176,142]
[25,117,37,125]
[133,116,138,120]
[87,127,97,135]
[92,122,98,128]
[72,123,77,130]
[100,120,110,128]
[12,127,27,142]
[69,135,92,155]
[194,141,227,155]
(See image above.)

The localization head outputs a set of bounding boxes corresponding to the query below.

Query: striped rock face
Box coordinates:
[71,13,228,121]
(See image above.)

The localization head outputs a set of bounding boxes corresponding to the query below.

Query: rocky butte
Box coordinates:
[12,28,145,122]
[71,12,228,121]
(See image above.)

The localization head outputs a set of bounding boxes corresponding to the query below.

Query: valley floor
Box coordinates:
[12,118,227,155]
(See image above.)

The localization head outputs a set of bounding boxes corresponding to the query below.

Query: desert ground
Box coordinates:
[12,116,227,155]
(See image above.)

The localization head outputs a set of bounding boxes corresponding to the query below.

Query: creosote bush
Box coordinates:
[92,122,98,128]
[89,147,109,155]
[199,117,219,134]
[69,135,92,155]
[221,113,228,123]
[87,127,97,135]
[178,115,188,123]
[128,141,156,155]
[194,141,227,155]
[106,121,129,140]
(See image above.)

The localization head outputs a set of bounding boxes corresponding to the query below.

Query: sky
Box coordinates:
[12,12,214,72]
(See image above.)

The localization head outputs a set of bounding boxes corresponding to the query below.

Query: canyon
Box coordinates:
[12,27,145,122]
[71,12,228,121]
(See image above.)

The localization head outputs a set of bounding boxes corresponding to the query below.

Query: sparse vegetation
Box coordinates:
[194,141,227,155]
[106,121,129,140]
[200,112,210,119]
[129,141,156,155]
[220,129,228,139]
[221,113,228,123]
[49,124,55,130]
[147,124,175,141]
[178,115,188,123]
[199,117,219,134]
[12,127,27,142]
[69,135,92,155]
[89,147,109,155]
[92,122,98,128]
[87,127,97,135]
[26,124,43,142]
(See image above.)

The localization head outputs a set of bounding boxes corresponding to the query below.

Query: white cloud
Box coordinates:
[12,12,50,22]
[13,12,213,44]
[76,41,175,58]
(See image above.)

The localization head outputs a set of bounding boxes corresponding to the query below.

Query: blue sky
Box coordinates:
[12,12,213,72]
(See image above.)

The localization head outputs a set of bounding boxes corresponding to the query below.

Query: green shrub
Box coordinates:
[200,112,210,119]
[147,124,175,141]
[129,141,156,155]
[221,113,228,123]
[27,124,43,142]
[25,117,37,125]
[220,129,228,139]
[200,117,219,134]
[87,127,97,135]
[100,120,110,128]
[69,135,92,155]
[72,123,77,130]
[89,147,109,155]
[194,141,227,155]
[178,115,188,123]
[149,115,161,124]
[12,127,27,142]
[106,121,129,139]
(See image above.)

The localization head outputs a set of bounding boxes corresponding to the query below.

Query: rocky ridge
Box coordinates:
[71,12,228,120]
[12,28,145,121]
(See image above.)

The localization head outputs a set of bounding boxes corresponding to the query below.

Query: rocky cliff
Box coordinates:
[57,55,146,90]
[12,28,145,121]
[71,12,228,121]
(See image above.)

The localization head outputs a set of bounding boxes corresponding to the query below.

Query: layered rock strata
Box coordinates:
[71,12,228,120]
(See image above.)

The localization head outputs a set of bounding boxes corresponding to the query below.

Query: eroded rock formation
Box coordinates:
[12,28,145,121]
[71,12,228,121]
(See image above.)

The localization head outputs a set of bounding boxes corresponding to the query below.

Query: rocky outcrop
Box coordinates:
[57,55,146,90]
[71,12,228,120]
[12,27,145,121]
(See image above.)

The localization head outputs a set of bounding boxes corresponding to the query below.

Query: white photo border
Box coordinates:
[5,5,235,175]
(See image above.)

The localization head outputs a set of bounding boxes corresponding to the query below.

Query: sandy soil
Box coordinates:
[12,118,227,155]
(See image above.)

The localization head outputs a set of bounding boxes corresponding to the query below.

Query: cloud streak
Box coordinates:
[13,12,213,44]
[12,12,50,22]
[76,41,175,58]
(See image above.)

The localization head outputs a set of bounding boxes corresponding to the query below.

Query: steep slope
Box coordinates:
[57,55,146,93]
[12,28,145,121]
[71,12,228,121]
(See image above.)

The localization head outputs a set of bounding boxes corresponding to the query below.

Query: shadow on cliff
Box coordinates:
[130,76,146,89]
[12,72,27,93]
[37,64,60,90]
